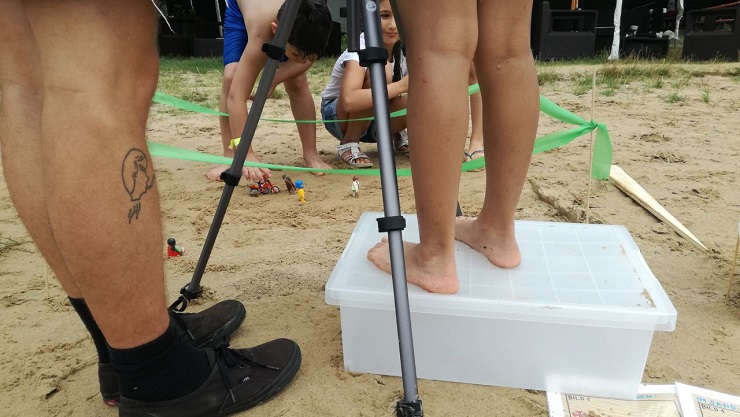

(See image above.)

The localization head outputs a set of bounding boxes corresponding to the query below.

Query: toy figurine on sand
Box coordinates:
[282,174,297,194]
[351,176,360,198]
[295,180,306,203]
[248,175,280,196]
[166,237,184,257]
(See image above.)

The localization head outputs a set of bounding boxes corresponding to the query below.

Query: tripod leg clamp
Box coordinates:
[220,170,241,187]
[168,284,202,312]
[359,47,388,67]
[396,399,423,417]
[377,215,406,233]
[262,42,286,61]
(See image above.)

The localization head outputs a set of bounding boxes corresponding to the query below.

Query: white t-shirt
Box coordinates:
[321,33,407,101]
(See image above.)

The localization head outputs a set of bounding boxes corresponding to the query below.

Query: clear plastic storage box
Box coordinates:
[325,213,677,399]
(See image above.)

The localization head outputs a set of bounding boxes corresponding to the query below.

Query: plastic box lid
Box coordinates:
[325,213,677,331]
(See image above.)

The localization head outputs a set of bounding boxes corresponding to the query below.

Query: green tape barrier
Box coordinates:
[151,84,612,179]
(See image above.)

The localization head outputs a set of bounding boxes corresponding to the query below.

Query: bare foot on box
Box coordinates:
[367,237,459,294]
[455,216,522,269]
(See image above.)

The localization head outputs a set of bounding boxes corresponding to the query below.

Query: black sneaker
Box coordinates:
[118,338,301,417]
[100,300,247,406]
[171,300,247,349]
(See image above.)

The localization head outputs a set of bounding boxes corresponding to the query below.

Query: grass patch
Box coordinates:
[664,91,686,103]
[701,86,711,103]
[154,53,739,110]
[670,75,691,89]
[0,235,24,257]
[537,68,563,86]
[307,57,335,96]
[159,57,222,73]
[726,66,740,82]
[572,74,593,95]
[647,77,665,89]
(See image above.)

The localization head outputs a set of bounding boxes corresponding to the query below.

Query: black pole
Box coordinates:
[169,0,302,312]
[349,1,423,415]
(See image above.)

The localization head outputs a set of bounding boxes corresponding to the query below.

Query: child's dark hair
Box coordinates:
[277,0,333,60]
[391,41,404,82]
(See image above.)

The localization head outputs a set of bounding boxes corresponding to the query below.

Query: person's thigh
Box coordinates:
[476,0,533,59]
[321,99,345,141]
[0,0,40,89]
[24,0,159,112]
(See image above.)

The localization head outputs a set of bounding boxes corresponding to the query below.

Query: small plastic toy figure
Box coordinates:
[166,237,184,257]
[295,180,306,203]
[282,174,297,194]
[351,176,360,198]
[248,175,280,196]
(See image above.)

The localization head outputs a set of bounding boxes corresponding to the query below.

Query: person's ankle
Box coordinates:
[475,216,516,238]
[109,320,211,402]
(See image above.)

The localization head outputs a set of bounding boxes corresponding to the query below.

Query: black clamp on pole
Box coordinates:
[219,170,241,187]
[262,42,286,61]
[377,215,406,233]
[358,47,388,68]
[396,399,423,417]
[168,283,203,312]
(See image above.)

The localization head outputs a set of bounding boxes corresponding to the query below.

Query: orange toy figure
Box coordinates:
[295,180,306,203]
[166,237,184,257]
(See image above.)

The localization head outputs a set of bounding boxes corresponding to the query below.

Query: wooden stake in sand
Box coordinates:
[609,165,708,251]
[726,222,740,298]
[586,70,596,224]
[44,262,49,299]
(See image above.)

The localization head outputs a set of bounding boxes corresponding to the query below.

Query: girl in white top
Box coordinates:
[319,0,408,168]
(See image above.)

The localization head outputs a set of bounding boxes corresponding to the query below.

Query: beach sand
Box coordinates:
[1,62,739,416]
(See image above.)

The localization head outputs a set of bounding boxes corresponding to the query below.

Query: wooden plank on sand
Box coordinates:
[727,222,739,298]
[609,165,708,251]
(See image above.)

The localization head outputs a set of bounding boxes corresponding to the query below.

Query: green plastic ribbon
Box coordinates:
[151,84,612,179]
[147,141,497,176]
[153,92,227,116]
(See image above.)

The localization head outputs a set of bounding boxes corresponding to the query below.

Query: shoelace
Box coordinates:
[170,310,234,348]
[214,344,280,404]
[169,310,193,338]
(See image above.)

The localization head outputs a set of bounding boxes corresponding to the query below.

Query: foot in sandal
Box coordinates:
[337,142,373,168]
[394,130,409,153]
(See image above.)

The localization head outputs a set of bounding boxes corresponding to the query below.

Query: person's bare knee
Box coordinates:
[475,0,534,67]
[282,73,310,96]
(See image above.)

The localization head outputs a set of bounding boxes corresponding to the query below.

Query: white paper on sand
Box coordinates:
[676,382,740,417]
[549,384,740,417]
[547,385,681,417]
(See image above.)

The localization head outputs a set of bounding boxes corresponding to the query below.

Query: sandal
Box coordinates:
[394,130,409,153]
[337,142,374,168]
[464,148,485,161]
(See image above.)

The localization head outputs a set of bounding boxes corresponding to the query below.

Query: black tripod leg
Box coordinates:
[355,0,422,415]
[169,0,303,312]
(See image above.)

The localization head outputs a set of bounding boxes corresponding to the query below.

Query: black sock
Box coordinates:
[108,320,212,402]
[68,297,111,364]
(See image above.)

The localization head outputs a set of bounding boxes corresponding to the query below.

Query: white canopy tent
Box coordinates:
[607,0,685,59]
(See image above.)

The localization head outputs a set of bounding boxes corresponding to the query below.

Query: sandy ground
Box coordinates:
[1,62,739,416]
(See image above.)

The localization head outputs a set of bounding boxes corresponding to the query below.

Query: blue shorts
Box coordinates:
[320,98,376,143]
[223,0,289,66]
[223,0,246,65]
